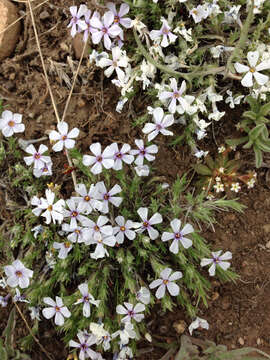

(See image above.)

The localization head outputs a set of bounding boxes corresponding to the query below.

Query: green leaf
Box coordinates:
[194,164,212,176]
[260,101,270,116]
[254,146,263,168]
[255,138,270,152]
[226,137,248,147]
[243,110,256,121]
[249,124,265,141]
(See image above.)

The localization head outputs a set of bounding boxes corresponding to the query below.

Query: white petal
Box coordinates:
[148,226,159,240]
[55,312,65,326]
[241,72,253,87]
[161,232,174,242]
[155,284,166,299]
[170,219,181,233]
[218,261,231,271]
[234,62,249,73]
[57,121,68,135]
[182,223,194,235]
[153,107,164,122]
[167,282,179,296]
[43,297,56,306]
[169,240,179,254]
[116,304,127,315]
[254,71,269,86]
[181,237,193,249]
[42,307,56,319]
[137,207,148,221]
[247,51,259,68]
[149,213,162,225]
[169,271,182,281]
[219,251,232,261]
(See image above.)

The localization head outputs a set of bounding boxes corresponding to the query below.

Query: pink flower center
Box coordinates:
[114,15,120,23]
[62,135,67,140]
[55,306,61,312]
[94,225,100,231]
[162,27,169,35]
[34,153,41,159]
[104,194,110,200]
[116,152,122,158]
[97,155,103,162]
[140,149,146,156]
[143,221,149,228]
[156,124,162,130]
[102,27,108,34]
[128,310,134,317]
[173,92,180,99]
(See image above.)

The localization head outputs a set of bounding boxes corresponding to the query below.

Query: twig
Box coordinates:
[14,302,54,360]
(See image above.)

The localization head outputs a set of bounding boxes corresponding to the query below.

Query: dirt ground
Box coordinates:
[1,0,270,359]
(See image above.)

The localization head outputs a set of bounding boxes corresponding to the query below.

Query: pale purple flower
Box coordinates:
[74,283,100,318]
[159,78,188,114]
[31,195,43,217]
[0,295,10,307]
[113,216,136,244]
[95,181,123,213]
[161,219,194,253]
[73,183,102,214]
[68,5,88,38]
[53,241,73,259]
[89,234,116,260]
[106,2,132,28]
[201,250,232,276]
[112,323,136,346]
[142,107,174,141]
[42,296,71,326]
[13,288,30,303]
[82,10,99,43]
[82,215,113,244]
[234,51,270,87]
[135,207,162,240]
[62,223,90,243]
[108,142,134,170]
[90,11,122,50]
[69,332,99,360]
[98,46,128,81]
[136,287,150,305]
[150,19,177,47]
[149,268,182,299]
[33,161,52,178]
[116,302,145,323]
[130,139,158,166]
[82,142,114,175]
[63,198,89,229]
[49,121,79,152]
[24,144,51,170]
[0,110,24,137]
[134,164,150,177]
[38,189,65,225]
[4,260,33,289]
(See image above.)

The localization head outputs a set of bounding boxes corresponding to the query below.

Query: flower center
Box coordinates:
[156,124,162,130]
[175,232,182,239]
[64,241,71,248]
[128,310,134,317]
[213,257,219,264]
[163,279,169,285]
[97,238,103,243]
[94,225,100,232]
[8,120,15,127]
[116,152,122,158]
[15,270,23,277]
[102,27,108,33]
[104,194,110,200]
[81,343,88,351]
[143,221,149,228]
[75,229,81,234]
[47,205,53,212]
[140,149,146,156]
[162,27,169,35]
[71,211,78,217]
[114,15,120,23]
[62,135,67,140]
[173,91,180,99]
[34,153,41,159]
[120,226,125,232]
[113,60,118,67]
[43,167,48,172]
[55,306,61,312]
[83,295,89,302]
[249,67,255,73]
[84,195,90,202]
[193,10,198,15]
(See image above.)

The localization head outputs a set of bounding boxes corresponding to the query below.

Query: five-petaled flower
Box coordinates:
[130,139,158,166]
[83,143,114,175]
[74,283,100,317]
[150,19,177,47]
[4,260,33,289]
[24,144,51,170]
[49,121,79,152]
[135,207,162,240]
[42,296,71,326]
[98,47,128,81]
[116,302,145,323]
[38,189,65,224]
[106,2,132,29]
[113,216,136,244]
[161,219,194,253]
[201,250,232,276]
[142,107,174,142]
[67,5,88,38]
[234,51,270,87]
[159,78,188,114]
[69,332,99,360]
[0,110,25,137]
[149,267,182,299]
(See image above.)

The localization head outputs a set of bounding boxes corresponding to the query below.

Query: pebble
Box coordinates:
[263,224,270,234]
[39,10,50,20]
[238,337,245,346]
[266,241,270,249]
[0,0,21,60]
[173,320,187,334]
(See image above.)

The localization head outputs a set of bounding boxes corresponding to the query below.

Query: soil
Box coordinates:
[0,0,270,359]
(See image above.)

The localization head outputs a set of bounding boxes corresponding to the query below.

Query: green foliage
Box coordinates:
[175,335,270,360]
[227,97,270,168]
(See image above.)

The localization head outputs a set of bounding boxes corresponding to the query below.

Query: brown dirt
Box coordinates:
[0,0,270,359]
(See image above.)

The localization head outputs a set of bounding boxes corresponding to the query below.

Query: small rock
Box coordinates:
[257,338,262,346]
[9,73,15,80]
[266,241,270,249]
[39,10,50,20]
[263,224,270,234]
[77,98,86,108]
[0,0,21,60]
[72,33,90,59]
[173,320,187,334]
[238,337,244,346]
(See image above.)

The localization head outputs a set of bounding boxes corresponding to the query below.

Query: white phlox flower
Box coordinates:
[113,216,136,244]
[106,2,132,29]
[190,5,209,23]
[98,47,128,81]
[112,322,137,346]
[4,260,33,289]
[109,142,134,170]
[0,110,24,137]
[74,283,100,317]
[49,121,79,152]
[149,267,182,299]
[135,287,150,305]
[90,233,116,259]
[38,189,65,225]
[134,164,150,177]
[68,5,88,37]
[95,181,123,214]
[53,241,73,259]
[150,19,177,47]
[201,250,232,276]
[33,161,53,178]
[116,302,145,323]
[69,332,99,360]
[159,78,188,114]
[135,207,162,240]
[82,142,114,175]
[130,139,158,166]
[42,296,71,326]
[90,322,111,351]
[83,215,113,244]
[234,51,270,87]
[24,144,51,170]
[63,198,89,229]
[13,288,30,303]
[142,107,174,142]
[225,90,244,109]
[161,219,194,253]
[61,223,89,243]
[73,183,102,214]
